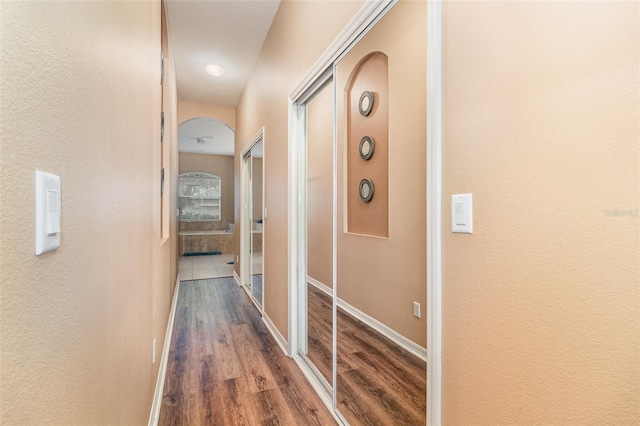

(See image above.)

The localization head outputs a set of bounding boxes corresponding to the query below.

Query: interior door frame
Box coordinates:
[241,127,265,311]
[426,1,443,424]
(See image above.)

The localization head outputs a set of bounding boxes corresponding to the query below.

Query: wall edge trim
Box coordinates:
[426,1,443,424]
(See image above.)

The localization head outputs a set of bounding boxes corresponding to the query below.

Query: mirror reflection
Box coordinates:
[305,82,335,387]
[334,2,427,424]
[250,141,264,306]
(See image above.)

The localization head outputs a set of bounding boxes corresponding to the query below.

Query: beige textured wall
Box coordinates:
[336,0,427,347]
[177,101,235,130]
[306,85,334,288]
[179,153,235,224]
[442,1,639,423]
[1,1,177,424]
[235,0,365,339]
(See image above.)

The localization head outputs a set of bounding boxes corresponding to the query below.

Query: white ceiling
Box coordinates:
[166,0,281,108]
[178,117,235,156]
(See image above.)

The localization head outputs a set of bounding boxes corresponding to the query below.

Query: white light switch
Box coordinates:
[454,202,465,225]
[452,193,473,233]
[36,171,61,255]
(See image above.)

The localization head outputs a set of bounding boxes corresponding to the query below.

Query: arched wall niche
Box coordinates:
[345,51,389,237]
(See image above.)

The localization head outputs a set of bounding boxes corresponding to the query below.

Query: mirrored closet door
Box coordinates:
[241,131,265,309]
[304,80,335,390]
[250,140,264,307]
[291,1,428,424]
[334,1,427,423]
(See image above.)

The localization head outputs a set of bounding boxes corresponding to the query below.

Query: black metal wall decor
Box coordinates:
[160,167,165,197]
[160,110,164,143]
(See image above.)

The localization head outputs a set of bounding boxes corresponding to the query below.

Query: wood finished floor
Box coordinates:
[251,274,262,307]
[307,284,427,425]
[159,278,336,426]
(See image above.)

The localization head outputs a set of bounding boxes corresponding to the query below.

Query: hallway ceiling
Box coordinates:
[166,0,281,108]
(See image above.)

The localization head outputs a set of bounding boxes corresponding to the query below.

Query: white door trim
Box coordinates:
[426,1,443,425]
[241,127,265,312]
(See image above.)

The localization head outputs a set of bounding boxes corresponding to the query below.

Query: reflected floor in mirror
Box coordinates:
[307,282,334,385]
[251,274,262,306]
[159,278,336,425]
[308,284,427,425]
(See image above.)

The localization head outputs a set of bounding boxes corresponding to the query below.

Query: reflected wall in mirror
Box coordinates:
[250,141,264,307]
[305,83,335,387]
[335,1,427,424]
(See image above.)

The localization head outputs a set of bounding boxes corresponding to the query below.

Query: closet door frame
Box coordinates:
[241,127,266,311]
[287,0,443,424]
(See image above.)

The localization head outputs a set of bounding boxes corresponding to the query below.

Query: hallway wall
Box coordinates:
[235,0,365,339]
[177,101,235,129]
[441,2,639,423]
[0,1,177,424]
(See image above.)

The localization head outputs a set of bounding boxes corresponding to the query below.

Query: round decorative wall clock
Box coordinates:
[359,136,375,160]
[358,91,374,117]
[359,178,375,203]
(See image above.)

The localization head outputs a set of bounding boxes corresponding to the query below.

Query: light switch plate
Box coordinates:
[35,170,61,255]
[452,193,473,233]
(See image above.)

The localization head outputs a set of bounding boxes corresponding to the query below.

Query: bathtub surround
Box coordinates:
[178,220,234,255]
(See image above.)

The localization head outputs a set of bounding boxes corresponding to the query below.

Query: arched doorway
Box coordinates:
[176,117,236,281]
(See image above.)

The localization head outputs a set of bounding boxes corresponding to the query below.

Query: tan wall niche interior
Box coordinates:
[347,52,389,237]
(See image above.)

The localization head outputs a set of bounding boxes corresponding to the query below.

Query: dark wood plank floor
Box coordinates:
[307,284,427,425]
[307,283,334,386]
[159,278,336,425]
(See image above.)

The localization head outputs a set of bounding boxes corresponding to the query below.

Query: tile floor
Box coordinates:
[178,253,235,281]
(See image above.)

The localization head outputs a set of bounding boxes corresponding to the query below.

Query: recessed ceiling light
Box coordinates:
[205,64,224,78]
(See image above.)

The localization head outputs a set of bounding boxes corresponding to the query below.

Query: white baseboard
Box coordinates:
[338,299,427,362]
[307,276,333,296]
[233,270,241,286]
[307,276,427,362]
[262,313,289,357]
[148,276,181,426]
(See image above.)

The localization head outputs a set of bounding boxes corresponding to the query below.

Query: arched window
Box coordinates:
[178,172,221,221]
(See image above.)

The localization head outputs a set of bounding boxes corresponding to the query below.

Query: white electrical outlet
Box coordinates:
[413,302,421,318]
[152,338,157,364]
[236,255,239,263]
